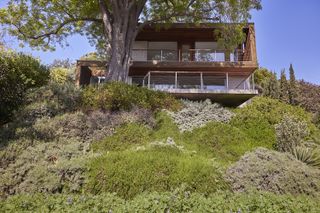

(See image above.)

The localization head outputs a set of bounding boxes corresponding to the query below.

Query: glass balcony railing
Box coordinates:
[132,49,248,62]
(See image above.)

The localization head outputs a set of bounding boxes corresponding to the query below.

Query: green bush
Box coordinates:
[93,123,152,151]
[230,97,317,146]
[0,51,48,124]
[225,147,320,196]
[1,191,320,212]
[49,67,69,84]
[182,122,259,164]
[87,147,228,199]
[82,82,181,112]
[275,115,310,152]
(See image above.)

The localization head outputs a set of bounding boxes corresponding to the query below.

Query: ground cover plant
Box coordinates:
[1,82,320,211]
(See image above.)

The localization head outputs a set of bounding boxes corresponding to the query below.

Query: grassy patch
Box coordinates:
[86,147,228,199]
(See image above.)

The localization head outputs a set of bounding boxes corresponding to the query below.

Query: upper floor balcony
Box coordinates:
[132,48,250,63]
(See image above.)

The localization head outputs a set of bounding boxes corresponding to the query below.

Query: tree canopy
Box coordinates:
[0,0,262,81]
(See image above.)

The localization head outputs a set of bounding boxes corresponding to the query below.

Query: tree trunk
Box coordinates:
[99,0,146,82]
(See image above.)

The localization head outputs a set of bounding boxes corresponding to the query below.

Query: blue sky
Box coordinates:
[1,0,320,84]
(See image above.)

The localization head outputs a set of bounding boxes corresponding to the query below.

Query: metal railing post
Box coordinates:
[252,72,255,90]
[200,72,204,90]
[226,72,229,90]
[175,72,178,89]
[148,72,151,89]
[160,50,163,61]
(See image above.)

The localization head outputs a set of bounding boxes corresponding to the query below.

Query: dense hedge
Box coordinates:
[1,191,319,212]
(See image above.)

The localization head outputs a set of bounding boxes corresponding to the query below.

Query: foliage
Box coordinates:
[0,138,94,198]
[1,191,320,213]
[82,82,181,112]
[93,123,152,152]
[254,68,273,87]
[49,67,70,84]
[288,63,298,105]
[290,146,320,169]
[279,69,289,103]
[86,147,228,199]
[263,72,280,99]
[296,80,320,113]
[167,99,234,132]
[231,97,317,146]
[0,51,48,124]
[182,122,258,164]
[275,115,310,152]
[225,147,320,196]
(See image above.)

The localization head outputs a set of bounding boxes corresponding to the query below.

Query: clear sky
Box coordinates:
[1,0,320,84]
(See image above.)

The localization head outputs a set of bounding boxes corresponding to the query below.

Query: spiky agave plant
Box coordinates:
[291,146,320,169]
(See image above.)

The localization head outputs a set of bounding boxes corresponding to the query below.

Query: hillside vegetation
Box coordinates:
[1,82,320,212]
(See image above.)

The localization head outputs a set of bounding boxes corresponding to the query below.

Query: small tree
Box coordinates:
[288,64,298,105]
[263,72,280,99]
[279,69,289,103]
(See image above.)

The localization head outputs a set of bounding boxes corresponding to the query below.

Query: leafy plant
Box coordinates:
[275,115,309,152]
[225,147,320,196]
[290,146,320,169]
[167,99,234,132]
[82,82,181,112]
[86,147,228,199]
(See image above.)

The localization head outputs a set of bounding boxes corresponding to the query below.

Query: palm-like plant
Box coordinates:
[290,146,320,169]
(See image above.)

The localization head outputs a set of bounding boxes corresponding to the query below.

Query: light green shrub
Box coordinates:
[231,97,317,146]
[86,147,228,199]
[93,123,151,151]
[49,67,69,84]
[225,147,320,196]
[182,122,258,164]
[275,115,309,152]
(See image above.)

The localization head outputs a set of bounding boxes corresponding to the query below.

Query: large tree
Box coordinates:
[0,0,261,82]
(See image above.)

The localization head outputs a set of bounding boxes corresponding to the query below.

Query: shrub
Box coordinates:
[182,122,258,164]
[167,99,234,132]
[49,67,69,84]
[1,191,320,212]
[225,147,320,196]
[87,147,228,199]
[82,82,181,112]
[290,146,320,169]
[93,123,152,151]
[275,115,309,152]
[230,97,317,146]
[0,138,94,198]
[0,51,48,124]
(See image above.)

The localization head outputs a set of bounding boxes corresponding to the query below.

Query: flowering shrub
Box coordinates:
[275,115,310,152]
[167,99,234,132]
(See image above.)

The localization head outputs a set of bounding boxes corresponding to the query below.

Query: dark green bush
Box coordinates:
[87,147,228,199]
[1,191,320,212]
[0,52,48,124]
[82,82,181,112]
